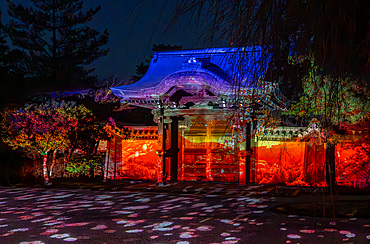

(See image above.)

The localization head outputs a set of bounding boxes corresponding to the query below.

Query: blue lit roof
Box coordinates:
[112,46,271,97]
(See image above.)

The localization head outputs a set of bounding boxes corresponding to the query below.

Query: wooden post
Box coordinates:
[251,107,258,184]
[114,140,117,180]
[156,105,166,185]
[238,149,246,185]
[108,137,116,180]
[104,139,111,181]
[245,121,252,183]
[206,124,213,181]
[238,124,247,185]
[170,117,179,182]
[180,127,185,181]
[325,141,337,192]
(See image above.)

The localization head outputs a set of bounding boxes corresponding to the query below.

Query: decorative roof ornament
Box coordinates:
[299,118,326,144]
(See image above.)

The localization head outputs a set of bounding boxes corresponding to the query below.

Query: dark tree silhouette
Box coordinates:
[0,14,29,185]
[171,0,369,89]
[4,0,109,91]
[0,13,27,108]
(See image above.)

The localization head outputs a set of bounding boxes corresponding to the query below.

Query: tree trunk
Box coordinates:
[325,141,337,193]
[94,140,100,155]
[49,150,57,178]
[42,154,50,184]
[67,147,74,161]
[63,147,75,177]
[63,149,68,177]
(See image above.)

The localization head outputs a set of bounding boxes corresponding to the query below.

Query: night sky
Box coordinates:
[0,0,219,82]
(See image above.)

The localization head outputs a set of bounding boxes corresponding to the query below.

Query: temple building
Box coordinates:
[102,47,368,188]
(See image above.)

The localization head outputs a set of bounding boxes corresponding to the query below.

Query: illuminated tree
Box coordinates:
[3,0,109,90]
[1,99,92,184]
[287,54,370,122]
[287,57,370,189]
[64,110,108,178]
[90,78,130,112]
[64,116,130,179]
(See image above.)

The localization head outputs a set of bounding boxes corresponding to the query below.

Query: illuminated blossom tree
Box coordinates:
[63,110,109,178]
[1,99,92,184]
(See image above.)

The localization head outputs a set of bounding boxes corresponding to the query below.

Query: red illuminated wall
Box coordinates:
[103,126,159,181]
[179,139,238,182]
[256,140,369,188]
[178,122,240,183]
[256,141,326,186]
[336,143,370,188]
[115,139,158,181]
[103,126,369,188]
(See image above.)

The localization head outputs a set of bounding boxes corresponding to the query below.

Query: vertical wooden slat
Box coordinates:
[206,124,212,181]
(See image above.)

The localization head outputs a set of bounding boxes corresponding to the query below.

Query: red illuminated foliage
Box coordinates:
[1,99,93,183]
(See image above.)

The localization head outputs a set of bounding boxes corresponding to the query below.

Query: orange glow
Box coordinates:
[255,141,369,188]
[115,139,158,181]
[179,134,238,182]
[336,143,370,188]
[104,125,369,188]
[255,141,325,186]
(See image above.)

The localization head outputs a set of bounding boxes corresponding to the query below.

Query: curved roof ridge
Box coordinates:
[155,46,263,55]
[111,46,271,98]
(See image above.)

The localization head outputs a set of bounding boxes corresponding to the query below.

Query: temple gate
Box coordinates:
[101,47,369,188]
[109,47,286,184]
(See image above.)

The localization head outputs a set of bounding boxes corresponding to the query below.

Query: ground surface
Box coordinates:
[0,183,369,244]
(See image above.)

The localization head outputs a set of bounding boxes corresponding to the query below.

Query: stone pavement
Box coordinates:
[48,180,300,196]
[12,179,370,220]
[0,181,370,244]
[1,184,370,244]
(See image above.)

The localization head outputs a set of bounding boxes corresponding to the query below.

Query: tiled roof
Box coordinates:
[112,46,271,96]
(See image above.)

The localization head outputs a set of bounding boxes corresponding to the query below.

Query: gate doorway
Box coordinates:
[177,120,239,182]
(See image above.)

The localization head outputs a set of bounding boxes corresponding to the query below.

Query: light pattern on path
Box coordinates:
[0,187,369,243]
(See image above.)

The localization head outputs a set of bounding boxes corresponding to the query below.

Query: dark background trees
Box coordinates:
[0,12,29,185]
[172,0,370,98]
[0,13,26,109]
[3,0,109,92]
